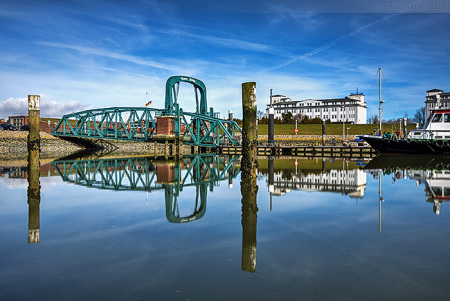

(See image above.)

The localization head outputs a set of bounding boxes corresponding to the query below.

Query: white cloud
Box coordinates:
[0,95,89,119]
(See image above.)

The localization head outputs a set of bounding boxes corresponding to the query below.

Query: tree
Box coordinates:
[282,112,293,124]
[257,110,265,120]
[293,113,305,123]
[413,106,426,125]
[368,114,379,124]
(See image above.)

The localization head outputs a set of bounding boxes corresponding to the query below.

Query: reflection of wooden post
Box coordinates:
[241,177,258,272]
[27,95,40,243]
[241,82,258,178]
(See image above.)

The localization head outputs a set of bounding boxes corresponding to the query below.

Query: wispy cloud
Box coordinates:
[273,14,395,70]
[157,29,276,54]
[37,41,197,75]
[0,96,90,119]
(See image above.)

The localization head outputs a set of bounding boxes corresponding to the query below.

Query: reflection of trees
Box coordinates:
[281,169,293,181]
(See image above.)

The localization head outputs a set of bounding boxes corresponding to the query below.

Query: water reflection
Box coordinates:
[241,176,258,273]
[27,146,40,243]
[52,154,241,223]
[259,157,367,198]
[4,153,450,299]
[365,155,450,215]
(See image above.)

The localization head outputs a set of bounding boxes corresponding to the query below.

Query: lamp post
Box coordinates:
[342,106,345,144]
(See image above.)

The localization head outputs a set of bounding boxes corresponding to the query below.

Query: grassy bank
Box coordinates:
[257,123,417,136]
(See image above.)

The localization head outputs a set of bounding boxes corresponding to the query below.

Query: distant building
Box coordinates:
[266,92,367,124]
[425,89,450,119]
[7,115,28,127]
[6,115,57,133]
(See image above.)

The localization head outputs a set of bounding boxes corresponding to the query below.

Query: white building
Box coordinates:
[425,89,450,120]
[266,92,367,124]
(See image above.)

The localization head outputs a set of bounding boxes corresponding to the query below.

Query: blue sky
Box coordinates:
[1,0,449,120]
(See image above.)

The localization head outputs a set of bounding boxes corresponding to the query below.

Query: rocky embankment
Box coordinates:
[0,130,83,160]
[0,130,186,160]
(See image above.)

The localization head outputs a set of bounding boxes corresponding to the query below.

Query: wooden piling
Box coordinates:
[241,82,258,178]
[27,95,40,243]
[241,176,258,272]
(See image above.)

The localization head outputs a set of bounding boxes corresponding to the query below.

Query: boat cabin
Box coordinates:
[409,109,450,140]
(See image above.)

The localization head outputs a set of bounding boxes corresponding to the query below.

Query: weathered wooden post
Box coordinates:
[240,82,258,272]
[241,82,258,178]
[322,119,326,146]
[27,95,40,243]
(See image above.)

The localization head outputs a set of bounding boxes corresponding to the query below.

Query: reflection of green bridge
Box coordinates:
[52,76,241,149]
[52,154,240,223]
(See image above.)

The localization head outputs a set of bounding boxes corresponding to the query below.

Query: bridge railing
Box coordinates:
[52,107,242,147]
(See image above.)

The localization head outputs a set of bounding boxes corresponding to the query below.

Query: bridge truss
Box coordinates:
[52,76,242,148]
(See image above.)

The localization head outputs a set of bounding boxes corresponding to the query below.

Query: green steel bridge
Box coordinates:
[52,154,240,223]
[52,76,241,148]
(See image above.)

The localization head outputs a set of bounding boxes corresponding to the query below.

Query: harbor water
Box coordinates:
[1,154,450,300]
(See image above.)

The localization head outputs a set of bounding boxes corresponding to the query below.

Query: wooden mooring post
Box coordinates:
[241,82,258,178]
[240,82,258,272]
[27,95,40,244]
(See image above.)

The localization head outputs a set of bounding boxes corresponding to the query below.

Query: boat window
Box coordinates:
[432,187,442,196]
[445,188,450,196]
[432,113,443,123]
[445,113,450,122]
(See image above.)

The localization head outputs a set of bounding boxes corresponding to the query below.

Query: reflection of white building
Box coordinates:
[269,168,367,198]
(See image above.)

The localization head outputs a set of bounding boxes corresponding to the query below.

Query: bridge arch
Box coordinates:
[164,76,208,115]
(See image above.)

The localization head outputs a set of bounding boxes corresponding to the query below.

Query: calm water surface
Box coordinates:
[1,154,450,301]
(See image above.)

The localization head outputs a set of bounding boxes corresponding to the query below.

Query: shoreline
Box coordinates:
[0,130,356,161]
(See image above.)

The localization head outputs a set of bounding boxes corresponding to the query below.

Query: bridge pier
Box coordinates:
[164,140,169,159]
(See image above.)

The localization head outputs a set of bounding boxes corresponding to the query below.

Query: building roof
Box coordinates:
[427,89,444,92]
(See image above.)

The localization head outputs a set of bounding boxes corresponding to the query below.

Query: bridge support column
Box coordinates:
[154,141,158,157]
[164,140,169,159]
[176,138,183,158]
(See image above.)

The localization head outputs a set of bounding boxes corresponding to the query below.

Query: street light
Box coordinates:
[342,106,345,144]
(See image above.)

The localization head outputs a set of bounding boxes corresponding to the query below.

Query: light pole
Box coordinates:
[342,106,345,144]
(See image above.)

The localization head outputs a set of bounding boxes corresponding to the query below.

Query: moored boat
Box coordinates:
[362,108,450,154]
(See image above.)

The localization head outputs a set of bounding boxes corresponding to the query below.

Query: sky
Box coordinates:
[1,0,450,121]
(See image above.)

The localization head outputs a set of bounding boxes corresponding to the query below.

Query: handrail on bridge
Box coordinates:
[52,76,241,148]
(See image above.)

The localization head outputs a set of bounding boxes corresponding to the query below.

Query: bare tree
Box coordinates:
[413,106,426,125]
[368,114,379,124]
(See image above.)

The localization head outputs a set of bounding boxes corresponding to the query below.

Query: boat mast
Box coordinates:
[378,68,382,134]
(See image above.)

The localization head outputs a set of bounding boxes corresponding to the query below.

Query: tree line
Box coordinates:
[367,106,426,125]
